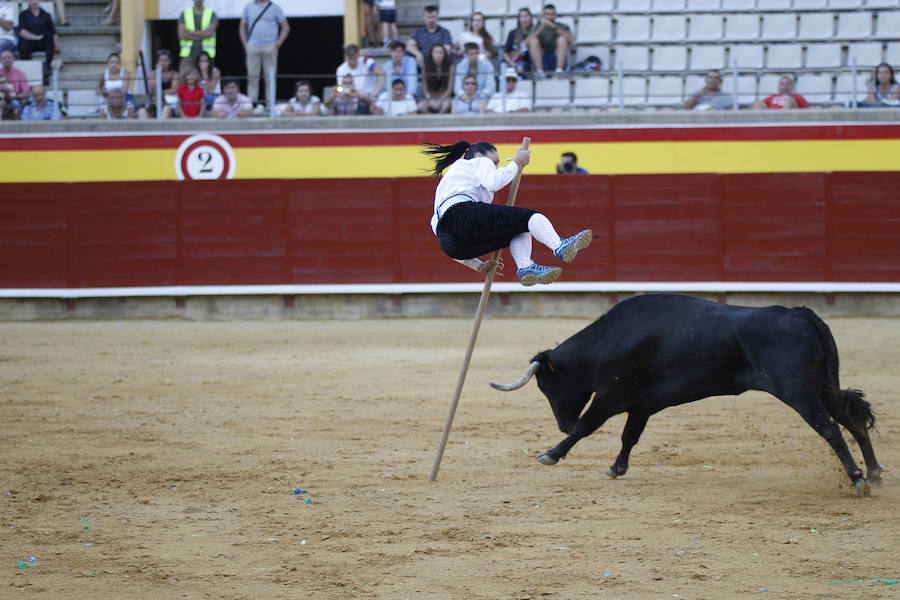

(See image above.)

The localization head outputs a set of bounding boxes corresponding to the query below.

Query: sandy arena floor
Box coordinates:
[1,312,898,599]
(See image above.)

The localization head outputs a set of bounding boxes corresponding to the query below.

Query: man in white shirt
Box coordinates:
[375,78,417,116]
[336,43,385,110]
[0,2,16,54]
[485,68,531,113]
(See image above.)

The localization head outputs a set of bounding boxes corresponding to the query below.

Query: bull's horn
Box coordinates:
[490,361,540,391]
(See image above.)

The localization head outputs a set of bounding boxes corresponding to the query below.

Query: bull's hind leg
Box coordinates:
[606,412,650,479]
[782,394,870,497]
[829,413,882,485]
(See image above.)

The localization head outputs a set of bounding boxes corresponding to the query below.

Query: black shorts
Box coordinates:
[379,8,396,23]
[436,201,537,260]
[362,0,374,5]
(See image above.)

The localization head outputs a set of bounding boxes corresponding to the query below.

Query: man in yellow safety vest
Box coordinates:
[178,0,218,74]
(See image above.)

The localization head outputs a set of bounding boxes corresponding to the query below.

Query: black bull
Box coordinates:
[491,293,881,497]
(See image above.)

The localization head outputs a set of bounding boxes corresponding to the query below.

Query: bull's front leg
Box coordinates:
[537,400,619,466]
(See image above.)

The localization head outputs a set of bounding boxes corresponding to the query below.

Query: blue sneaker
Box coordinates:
[554,229,593,263]
[517,263,562,286]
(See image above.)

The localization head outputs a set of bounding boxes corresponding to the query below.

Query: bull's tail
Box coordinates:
[797,307,876,433]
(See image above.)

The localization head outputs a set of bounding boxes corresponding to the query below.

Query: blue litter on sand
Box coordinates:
[304,499,312,504]
[293,489,307,495]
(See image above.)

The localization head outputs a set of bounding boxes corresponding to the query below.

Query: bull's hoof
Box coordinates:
[868,470,883,487]
[605,467,625,479]
[854,478,871,498]
[536,452,558,466]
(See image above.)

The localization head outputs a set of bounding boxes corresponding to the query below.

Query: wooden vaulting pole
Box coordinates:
[429,137,531,482]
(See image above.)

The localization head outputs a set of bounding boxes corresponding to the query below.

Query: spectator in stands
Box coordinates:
[418,43,453,114]
[21,83,59,120]
[375,78,417,116]
[176,69,205,118]
[0,87,18,118]
[326,72,373,116]
[151,49,180,116]
[451,74,486,114]
[53,0,67,26]
[99,88,135,119]
[863,62,900,105]
[0,48,29,103]
[454,11,496,63]
[210,76,253,118]
[376,0,397,48]
[178,0,217,75]
[382,39,418,99]
[195,50,220,109]
[556,151,588,174]
[0,2,17,54]
[239,0,289,105]
[525,4,573,77]
[502,7,534,79]
[16,0,59,85]
[336,43,384,108]
[101,0,118,25]
[682,69,734,110]
[283,78,320,116]
[406,5,452,70]
[360,0,377,48]
[751,75,809,110]
[96,52,131,98]
[454,41,494,98]
[485,67,531,113]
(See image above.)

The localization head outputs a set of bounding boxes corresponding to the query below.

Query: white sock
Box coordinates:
[527,213,562,251]
[509,233,533,269]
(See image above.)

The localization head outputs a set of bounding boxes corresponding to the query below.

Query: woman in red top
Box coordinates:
[177,70,206,118]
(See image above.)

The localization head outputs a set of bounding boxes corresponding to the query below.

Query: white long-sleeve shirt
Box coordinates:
[431,156,519,233]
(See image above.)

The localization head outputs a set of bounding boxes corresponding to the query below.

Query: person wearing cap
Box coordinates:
[423,140,592,286]
[485,68,531,113]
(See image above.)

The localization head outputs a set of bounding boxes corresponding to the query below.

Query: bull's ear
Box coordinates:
[532,351,557,372]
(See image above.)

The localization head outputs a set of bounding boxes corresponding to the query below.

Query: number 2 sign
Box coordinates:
[174,134,237,180]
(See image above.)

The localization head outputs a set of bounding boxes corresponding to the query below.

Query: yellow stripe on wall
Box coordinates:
[1,139,898,183]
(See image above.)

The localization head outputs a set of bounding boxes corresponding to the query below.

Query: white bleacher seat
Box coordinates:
[686,0,720,8]
[722,74,756,105]
[557,16,575,36]
[576,16,612,44]
[16,59,43,87]
[797,73,834,104]
[847,42,884,67]
[652,45,688,71]
[615,15,651,42]
[618,0,651,11]
[552,0,578,12]
[724,14,759,41]
[837,12,873,38]
[647,75,684,106]
[828,0,863,6]
[721,0,756,9]
[438,0,471,18]
[66,89,102,118]
[516,0,543,13]
[729,44,764,68]
[580,0,614,10]
[533,78,572,108]
[864,0,898,6]
[806,43,843,68]
[886,42,900,65]
[485,17,503,43]
[615,45,650,71]
[573,76,610,107]
[618,76,647,106]
[480,0,507,16]
[761,13,797,41]
[37,1,53,19]
[874,11,900,39]
[836,72,867,103]
[758,74,781,97]
[443,18,465,40]
[689,15,723,41]
[793,0,828,7]
[574,45,611,69]
[756,0,792,8]
[798,13,834,40]
[651,0,686,11]
[690,45,727,70]
[684,74,706,95]
[767,44,803,69]
[652,15,687,41]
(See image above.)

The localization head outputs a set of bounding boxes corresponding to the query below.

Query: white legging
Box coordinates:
[509,213,562,269]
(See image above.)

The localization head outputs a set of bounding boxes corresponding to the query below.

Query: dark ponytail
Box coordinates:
[421,141,498,177]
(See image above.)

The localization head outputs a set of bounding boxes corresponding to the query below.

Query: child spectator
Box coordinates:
[525,4,573,77]
[99,88,136,119]
[21,84,60,120]
[283,79,320,116]
[376,0,397,47]
[454,11,496,63]
[751,75,809,110]
[406,5,452,70]
[0,87,19,119]
[177,69,205,118]
[382,39,418,99]
[210,77,253,118]
[502,8,534,78]
[451,74,486,114]
[454,41,495,98]
[375,78,417,116]
[418,44,454,114]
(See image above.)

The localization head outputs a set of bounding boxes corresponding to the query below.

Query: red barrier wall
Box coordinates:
[2,173,899,288]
